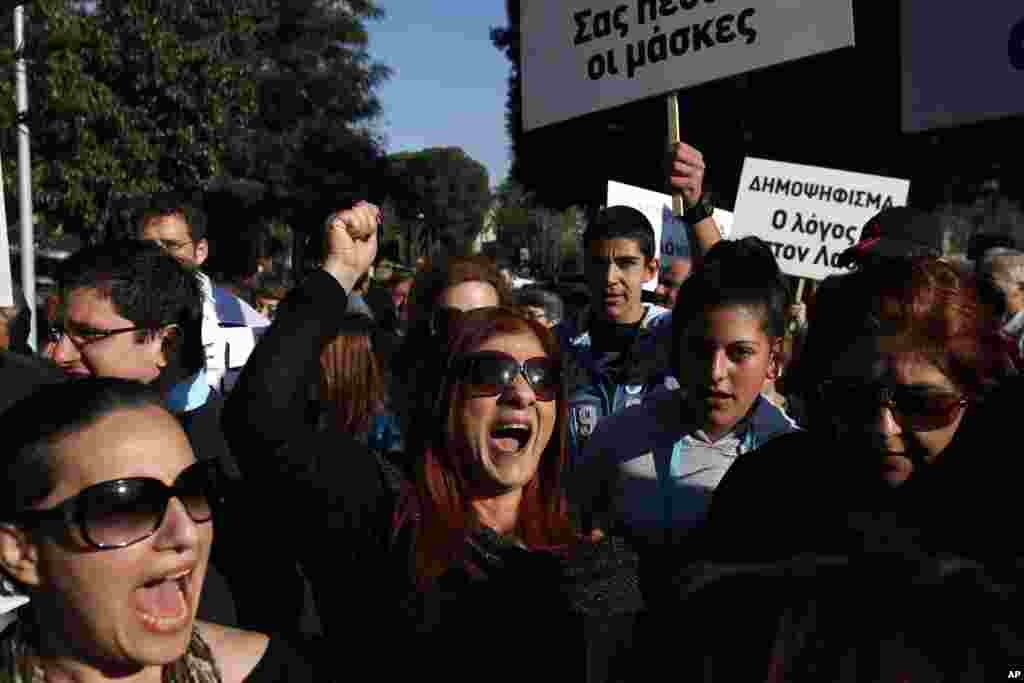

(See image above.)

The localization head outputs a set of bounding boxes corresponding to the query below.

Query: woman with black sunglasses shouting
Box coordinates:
[222,204,643,682]
[0,379,312,682]
[702,256,1019,564]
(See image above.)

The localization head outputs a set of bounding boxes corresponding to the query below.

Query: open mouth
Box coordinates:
[698,387,734,400]
[489,423,533,454]
[134,569,193,634]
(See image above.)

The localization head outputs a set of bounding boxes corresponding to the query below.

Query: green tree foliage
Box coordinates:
[0,0,258,238]
[491,178,532,250]
[0,0,391,245]
[387,147,491,257]
[217,0,392,230]
[491,178,584,277]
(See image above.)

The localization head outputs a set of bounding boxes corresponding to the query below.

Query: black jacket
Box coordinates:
[675,382,1024,681]
[702,385,1023,566]
[223,270,645,682]
[0,350,64,415]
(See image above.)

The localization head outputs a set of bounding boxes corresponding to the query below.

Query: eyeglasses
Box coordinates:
[47,321,161,348]
[818,380,968,431]
[14,460,223,550]
[520,308,550,323]
[451,350,559,402]
[149,239,194,252]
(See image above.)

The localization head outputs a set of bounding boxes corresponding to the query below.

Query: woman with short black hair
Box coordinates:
[0,379,310,682]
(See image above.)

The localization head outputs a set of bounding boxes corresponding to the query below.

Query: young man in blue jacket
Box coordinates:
[561,141,715,468]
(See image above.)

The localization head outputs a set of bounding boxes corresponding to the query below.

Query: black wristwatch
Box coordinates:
[683,194,713,224]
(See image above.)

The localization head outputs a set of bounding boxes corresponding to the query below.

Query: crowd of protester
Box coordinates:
[0,142,1022,681]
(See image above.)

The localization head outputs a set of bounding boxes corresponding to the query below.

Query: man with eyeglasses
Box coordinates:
[50,239,244,628]
[137,201,268,393]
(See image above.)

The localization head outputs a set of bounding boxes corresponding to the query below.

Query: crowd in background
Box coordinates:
[0,142,1022,681]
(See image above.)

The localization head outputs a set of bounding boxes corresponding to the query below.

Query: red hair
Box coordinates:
[410,307,577,585]
[319,314,385,436]
[406,254,512,332]
[868,258,1006,399]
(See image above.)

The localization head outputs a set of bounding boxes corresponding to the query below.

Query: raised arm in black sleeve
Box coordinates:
[222,270,350,461]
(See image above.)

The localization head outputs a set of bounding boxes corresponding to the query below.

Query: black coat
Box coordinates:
[668,380,1024,681]
[223,270,645,682]
[0,350,64,416]
[702,382,1024,565]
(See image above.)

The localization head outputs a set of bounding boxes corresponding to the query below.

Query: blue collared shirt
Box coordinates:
[165,369,212,414]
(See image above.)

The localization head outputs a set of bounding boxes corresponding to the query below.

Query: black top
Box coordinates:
[179,390,240,478]
[0,350,64,416]
[702,383,1023,566]
[245,636,315,682]
[222,270,645,682]
[670,381,1024,681]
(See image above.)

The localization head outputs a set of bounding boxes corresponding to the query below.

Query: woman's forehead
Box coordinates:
[687,304,768,338]
[829,335,952,386]
[51,407,194,493]
[440,281,499,310]
[473,331,546,358]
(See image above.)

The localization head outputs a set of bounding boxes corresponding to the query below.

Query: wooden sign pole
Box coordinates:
[667,93,685,217]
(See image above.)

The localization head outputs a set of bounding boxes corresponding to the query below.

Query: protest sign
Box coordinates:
[522,0,855,131]
[0,221,12,308]
[901,0,1024,132]
[731,158,910,281]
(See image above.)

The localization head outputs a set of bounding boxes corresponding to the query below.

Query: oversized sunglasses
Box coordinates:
[14,460,223,550]
[818,380,968,432]
[451,350,559,401]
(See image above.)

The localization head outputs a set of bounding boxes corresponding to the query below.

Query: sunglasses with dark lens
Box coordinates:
[818,380,968,431]
[453,351,559,401]
[15,460,223,550]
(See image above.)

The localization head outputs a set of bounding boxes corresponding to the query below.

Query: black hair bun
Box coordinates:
[703,236,782,285]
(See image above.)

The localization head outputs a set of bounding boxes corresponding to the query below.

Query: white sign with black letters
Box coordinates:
[731,158,910,281]
[0,227,11,308]
[522,0,855,131]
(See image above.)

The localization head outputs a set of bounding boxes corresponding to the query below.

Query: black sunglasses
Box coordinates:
[818,380,968,432]
[452,350,559,402]
[14,460,223,550]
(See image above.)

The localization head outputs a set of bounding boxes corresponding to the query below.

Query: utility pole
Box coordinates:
[15,4,36,350]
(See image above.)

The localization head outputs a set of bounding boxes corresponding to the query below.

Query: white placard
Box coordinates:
[731,158,910,281]
[901,0,1024,132]
[522,0,855,131]
[712,208,733,240]
[0,226,12,308]
[606,180,690,291]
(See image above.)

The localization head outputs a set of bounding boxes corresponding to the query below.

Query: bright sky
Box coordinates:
[367,2,512,189]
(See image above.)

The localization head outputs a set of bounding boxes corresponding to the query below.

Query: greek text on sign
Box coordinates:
[522,0,855,131]
[731,158,910,281]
